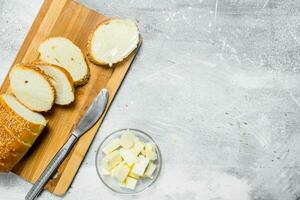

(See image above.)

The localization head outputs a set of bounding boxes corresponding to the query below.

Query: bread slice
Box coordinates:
[87,19,139,67]
[33,62,75,105]
[0,94,47,134]
[38,37,90,86]
[9,64,56,112]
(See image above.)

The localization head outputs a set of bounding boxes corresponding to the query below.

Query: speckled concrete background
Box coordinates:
[0,0,300,199]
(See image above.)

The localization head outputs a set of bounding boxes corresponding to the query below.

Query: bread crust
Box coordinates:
[0,126,30,153]
[30,61,76,105]
[74,55,90,87]
[86,19,140,67]
[0,126,30,172]
[0,95,46,172]
[0,96,46,134]
[0,146,18,172]
[38,37,90,86]
[9,64,56,112]
[0,106,38,145]
[0,162,10,172]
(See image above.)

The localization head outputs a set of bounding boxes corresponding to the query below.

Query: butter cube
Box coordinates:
[145,143,157,161]
[130,141,145,155]
[102,138,121,154]
[111,162,130,183]
[119,148,137,165]
[102,150,122,171]
[131,156,150,177]
[129,171,140,179]
[145,143,155,153]
[120,130,137,149]
[144,162,157,178]
[120,177,138,190]
[146,151,157,161]
[128,164,140,179]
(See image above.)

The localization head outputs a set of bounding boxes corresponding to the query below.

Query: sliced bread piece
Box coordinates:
[38,37,90,86]
[33,62,75,105]
[9,64,55,112]
[87,19,139,67]
[0,94,47,134]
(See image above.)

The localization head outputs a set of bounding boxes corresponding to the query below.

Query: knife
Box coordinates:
[25,88,109,200]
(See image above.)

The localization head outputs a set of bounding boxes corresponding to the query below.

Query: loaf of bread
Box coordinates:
[9,64,56,112]
[87,19,139,67]
[38,37,90,86]
[33,62,75,105]
[0,94,47,172]
[1,36,92,171]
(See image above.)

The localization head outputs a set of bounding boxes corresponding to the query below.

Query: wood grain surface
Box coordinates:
[0,0,140,196]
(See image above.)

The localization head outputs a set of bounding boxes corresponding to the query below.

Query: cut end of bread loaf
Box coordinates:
[0,95,47,172]
[0,94,47,126]
[87,19,139,67]
[33,62,75,105]
[9,64,55,112]
[38,37,90,86]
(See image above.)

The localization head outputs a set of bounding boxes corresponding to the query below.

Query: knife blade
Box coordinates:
[73,88,109,137]
[25,88,109,200]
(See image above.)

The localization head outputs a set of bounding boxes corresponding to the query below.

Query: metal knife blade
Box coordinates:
[25,88,109,200]
[72,88,109,137]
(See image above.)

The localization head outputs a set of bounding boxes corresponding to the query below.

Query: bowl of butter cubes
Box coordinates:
[96,128,162,193]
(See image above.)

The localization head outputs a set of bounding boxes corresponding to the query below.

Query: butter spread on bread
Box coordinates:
[87,19,139,67]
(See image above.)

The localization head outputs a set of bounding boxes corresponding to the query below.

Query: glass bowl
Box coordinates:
[95,128,162,194]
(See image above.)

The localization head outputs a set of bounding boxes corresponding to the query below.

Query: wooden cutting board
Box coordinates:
[0,0,141,196]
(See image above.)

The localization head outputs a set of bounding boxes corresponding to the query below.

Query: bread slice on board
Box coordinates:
[0,94,47,172]
[38,37,90,86]
[9,64,56,112]
[33,62,75,105]
[87,19,139,67]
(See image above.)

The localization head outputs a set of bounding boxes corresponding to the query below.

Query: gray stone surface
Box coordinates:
[0,0,300,199]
